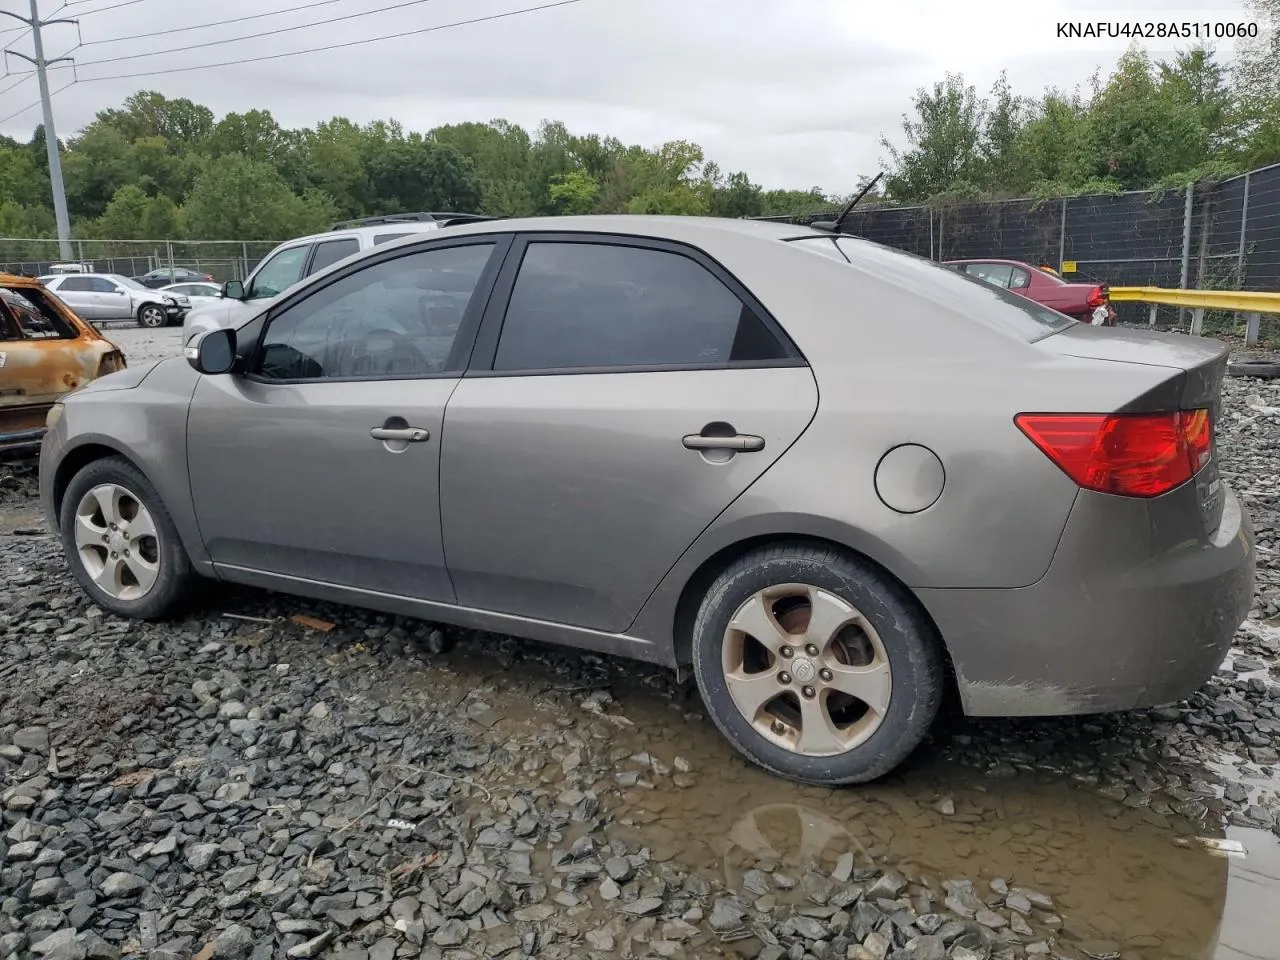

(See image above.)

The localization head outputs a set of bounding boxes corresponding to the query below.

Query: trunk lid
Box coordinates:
[1037,324,1229,531]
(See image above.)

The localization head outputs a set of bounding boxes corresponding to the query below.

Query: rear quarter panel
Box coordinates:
[630,237,1179,646]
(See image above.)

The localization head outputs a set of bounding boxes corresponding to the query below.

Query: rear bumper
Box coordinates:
[920,482,1255,716]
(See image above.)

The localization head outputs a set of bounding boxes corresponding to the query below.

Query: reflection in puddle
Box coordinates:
[582,680,1269,960]
[1214,827,1280,960]
[433,623,1278,960]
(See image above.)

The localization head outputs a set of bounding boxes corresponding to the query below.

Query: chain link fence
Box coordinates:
[0,239,284,285]
[789,161,1280,345]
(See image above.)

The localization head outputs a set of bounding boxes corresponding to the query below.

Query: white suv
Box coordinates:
[183,212,495,337]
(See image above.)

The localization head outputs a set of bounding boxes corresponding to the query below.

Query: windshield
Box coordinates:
[787,235,1075,341]
[113,275,149,291]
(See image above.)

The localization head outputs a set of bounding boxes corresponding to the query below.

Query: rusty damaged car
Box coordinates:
[1,273,126,455]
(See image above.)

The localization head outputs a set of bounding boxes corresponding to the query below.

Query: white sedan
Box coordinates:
[160,282,223,307]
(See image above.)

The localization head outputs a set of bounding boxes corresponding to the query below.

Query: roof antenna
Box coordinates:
[811,172,883,233]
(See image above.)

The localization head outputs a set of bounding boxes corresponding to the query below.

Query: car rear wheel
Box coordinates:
[59,457,193,619]
[137,303,166,327]
[691,543,943,785]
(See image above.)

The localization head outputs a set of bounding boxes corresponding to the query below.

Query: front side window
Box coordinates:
[248,245,311,300]
[89,278,120,293]
[253,243,495,382]
[493,241,788,372]
[307,238,361,276]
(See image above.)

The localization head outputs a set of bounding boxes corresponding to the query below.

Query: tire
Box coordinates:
[1228,360,1280,379]
[59,456,194,619]
[691,542,943,785]
[137,303,166,328]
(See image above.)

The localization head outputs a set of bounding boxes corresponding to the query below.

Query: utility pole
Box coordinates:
[2,1,76,260]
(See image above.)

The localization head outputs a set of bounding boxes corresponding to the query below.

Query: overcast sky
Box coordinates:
[0,0,1262,192]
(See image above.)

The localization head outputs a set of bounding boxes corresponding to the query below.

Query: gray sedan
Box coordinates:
[37,216,1255,785]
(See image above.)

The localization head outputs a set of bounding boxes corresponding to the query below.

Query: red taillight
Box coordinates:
[1086,285,1107,308]
[1015,410,1211,498]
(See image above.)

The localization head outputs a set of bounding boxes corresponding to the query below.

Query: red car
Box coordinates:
[945,258,1116,325]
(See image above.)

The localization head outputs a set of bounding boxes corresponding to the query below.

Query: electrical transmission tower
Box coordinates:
[2,1,76,260]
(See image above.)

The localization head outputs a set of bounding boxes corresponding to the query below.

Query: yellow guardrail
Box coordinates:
[1108,287,1280,312]
[1106,286,1278,344]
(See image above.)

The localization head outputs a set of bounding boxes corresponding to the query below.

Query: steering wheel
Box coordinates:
[349,327,432,375]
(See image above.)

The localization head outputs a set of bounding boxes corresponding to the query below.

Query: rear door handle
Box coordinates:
[682,434,765,452]
[370,426,430,442]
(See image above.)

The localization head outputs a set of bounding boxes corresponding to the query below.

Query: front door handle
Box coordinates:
[682,433,765,452]
[370,426,430,442]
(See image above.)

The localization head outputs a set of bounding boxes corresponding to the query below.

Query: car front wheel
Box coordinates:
[59,456,194,619]
[137,303,166,327]
[691,543,943,785]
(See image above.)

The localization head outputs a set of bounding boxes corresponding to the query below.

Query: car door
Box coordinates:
[92,277,131,319]
[439,234,819,633]
[185,237,508,600]
[244,243,313,301]
[47,277,95,318]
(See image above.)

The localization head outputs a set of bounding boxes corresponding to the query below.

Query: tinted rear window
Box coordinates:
[788,236,1074,341]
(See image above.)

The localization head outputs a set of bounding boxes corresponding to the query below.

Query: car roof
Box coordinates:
[381,214,828,244]
[0,273,47,288]
[945,258,1036,267]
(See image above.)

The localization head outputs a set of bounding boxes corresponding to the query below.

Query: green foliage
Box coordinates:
[881,36,1278,203]
[182,155,336,241]
[547,171,599,215]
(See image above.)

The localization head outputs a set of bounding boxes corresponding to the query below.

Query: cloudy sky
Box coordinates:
[0,0,1261,192]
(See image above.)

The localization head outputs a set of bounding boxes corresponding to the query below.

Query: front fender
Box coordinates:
[49,358,211,573]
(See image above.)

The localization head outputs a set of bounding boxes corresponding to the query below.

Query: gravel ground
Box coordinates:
[0,344,1277,960]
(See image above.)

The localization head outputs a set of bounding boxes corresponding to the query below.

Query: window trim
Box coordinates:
[240,233,514,386]
[466,232,807,378]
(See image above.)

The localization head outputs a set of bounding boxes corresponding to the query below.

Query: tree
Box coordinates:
[709,170,764,219]
[979,72,1028,192]
[1078,48,1207,187]
[1234,0,1280,165]
[547,171,599,215]
[881,74,986,201]
[208,110,286,164]
[183,155,335,241]
[94,91,214,146]
[365,136,482,214]
[89,185,179,240]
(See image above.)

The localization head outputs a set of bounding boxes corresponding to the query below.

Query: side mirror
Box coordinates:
[222,280,245,300]
[184,328,237,375]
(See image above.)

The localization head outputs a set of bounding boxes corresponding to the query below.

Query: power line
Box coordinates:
[0,72,33,97]
[76,0,442,67]
[75,0,586,82]
[82,0,353,45]
[69,0,150,15]
[0,78,73,126]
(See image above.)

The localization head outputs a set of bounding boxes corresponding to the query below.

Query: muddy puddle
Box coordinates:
[428,633,1280,960]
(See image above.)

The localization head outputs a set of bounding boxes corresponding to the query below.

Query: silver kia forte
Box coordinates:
[38,216,1255,785]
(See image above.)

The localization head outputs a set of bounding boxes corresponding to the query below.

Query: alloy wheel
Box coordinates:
[73,483,161,601]
[721,583,892,757]
[140,305,165,327]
